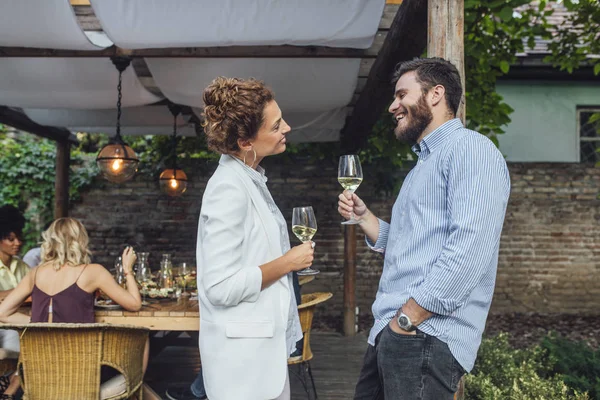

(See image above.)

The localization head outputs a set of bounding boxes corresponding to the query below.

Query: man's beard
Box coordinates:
[394,94,433,146]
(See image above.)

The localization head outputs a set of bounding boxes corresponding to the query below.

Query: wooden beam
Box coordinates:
[0,107,77,144]
[0,41,384,58]
[343,225,358,336]
[428,0,466,123]
[340,0,428,153]
[54,141,70,219]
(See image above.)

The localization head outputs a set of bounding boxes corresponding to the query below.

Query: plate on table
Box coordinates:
[142,288,174,300]
[94,299,122,310]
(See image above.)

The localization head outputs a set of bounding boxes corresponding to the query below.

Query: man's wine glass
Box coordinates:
[338,155,363,225]
[292,206,319,276]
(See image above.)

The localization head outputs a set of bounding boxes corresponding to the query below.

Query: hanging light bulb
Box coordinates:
[159,104,188,196]
[96,57,139,183]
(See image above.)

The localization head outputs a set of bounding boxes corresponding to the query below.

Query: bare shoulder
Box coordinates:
[86,263,109,274]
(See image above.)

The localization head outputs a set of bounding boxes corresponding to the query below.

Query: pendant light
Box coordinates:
[96,57,139,183]
[159,104,188,196]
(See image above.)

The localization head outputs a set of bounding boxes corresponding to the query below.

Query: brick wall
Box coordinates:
[70,159,600,325]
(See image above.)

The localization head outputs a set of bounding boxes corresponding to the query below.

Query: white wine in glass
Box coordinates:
[292,206,319,276]
[338,155,363,225]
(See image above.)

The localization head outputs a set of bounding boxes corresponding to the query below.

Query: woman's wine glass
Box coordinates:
[338,155,363,225]
[292,206,319,276]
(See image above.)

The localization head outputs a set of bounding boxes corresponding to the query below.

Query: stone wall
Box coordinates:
[70,159,600,325]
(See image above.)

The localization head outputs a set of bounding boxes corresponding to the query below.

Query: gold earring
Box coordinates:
[243,149,257,167]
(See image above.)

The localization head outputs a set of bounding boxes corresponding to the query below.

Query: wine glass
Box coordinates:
[338,155,363,225]
[138,265,151,306]
[292,206,319,276]
[178,262,191,297]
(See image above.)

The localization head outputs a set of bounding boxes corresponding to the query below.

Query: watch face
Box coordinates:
[398,315,409,329]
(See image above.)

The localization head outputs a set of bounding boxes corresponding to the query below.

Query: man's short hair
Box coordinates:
[392,57,463,116]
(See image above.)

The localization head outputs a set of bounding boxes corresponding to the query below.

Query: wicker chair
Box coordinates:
[0,323,149,400]
[288,292,333,400]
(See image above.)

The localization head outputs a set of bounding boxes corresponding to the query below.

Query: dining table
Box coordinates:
[94,296,200,331]
[4,296,200,332]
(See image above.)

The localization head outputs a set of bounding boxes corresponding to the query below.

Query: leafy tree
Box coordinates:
[544,0,600,76]
[0,126,97,251]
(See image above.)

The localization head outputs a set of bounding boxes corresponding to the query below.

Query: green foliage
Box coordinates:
[464,0,553,142]
[0,129,98,252]
[465,333,590,400]
[544,0,600,75]
[540,333,600,399]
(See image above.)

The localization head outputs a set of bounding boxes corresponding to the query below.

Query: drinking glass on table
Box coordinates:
[338,155,363,225]
[292,206,319,276]
[136,252,152,306]
[177,262,192,297]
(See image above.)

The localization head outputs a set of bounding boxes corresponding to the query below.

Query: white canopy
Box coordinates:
[90,0,384,49]
[24,106,196,137]
[146,58,360,111]
[0,1,388,142]
[0,0,111,50]
[0,58,161,109]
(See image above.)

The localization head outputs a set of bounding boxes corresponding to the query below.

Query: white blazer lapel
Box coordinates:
[219,156,282,259]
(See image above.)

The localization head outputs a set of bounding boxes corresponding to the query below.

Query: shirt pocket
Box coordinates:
[225,320,274,338]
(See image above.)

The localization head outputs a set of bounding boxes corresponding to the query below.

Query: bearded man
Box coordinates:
[338,57,511,400]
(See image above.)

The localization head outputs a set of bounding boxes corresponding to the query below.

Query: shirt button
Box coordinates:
[419,159,424,164]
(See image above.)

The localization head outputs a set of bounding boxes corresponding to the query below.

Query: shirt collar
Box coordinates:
[228,154,268,184]
[0,257,17,273]
[412,118,463,157]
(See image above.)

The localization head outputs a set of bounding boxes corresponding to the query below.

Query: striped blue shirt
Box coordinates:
[366,118,510,372]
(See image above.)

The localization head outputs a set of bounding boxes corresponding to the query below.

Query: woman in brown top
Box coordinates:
[0,218,145,399]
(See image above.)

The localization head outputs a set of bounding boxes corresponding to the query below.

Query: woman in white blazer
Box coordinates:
[196,77,315,400]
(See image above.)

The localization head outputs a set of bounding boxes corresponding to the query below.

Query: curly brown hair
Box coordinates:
[202,77,275,154]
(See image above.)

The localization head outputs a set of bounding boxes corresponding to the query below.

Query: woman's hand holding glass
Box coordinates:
[284,242,315,272]
[291,206,319,275]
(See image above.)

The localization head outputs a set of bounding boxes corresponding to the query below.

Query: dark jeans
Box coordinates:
[354,325,465,400]
[190,370,207,398]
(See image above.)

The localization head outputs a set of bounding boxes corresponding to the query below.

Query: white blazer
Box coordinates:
[196,155,291,400]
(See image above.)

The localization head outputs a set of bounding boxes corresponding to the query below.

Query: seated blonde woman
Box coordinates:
[0,218,154,400]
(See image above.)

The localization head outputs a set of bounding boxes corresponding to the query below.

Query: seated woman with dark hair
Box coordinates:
[0,205,28,296]
[0,205,28,396]
[0,218,155,400]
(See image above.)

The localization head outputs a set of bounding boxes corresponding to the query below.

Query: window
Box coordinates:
[579,108,600,163]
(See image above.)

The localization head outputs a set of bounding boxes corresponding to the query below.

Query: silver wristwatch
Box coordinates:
[397,312,416,332]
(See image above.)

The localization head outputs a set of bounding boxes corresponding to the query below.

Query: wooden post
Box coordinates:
[428,2,466,398]
[343,225,357,336]
[428,0,466,123]
[54,141,70,219]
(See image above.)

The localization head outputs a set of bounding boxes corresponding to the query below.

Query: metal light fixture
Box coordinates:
[96,57,139,183]
[159,104,188,197]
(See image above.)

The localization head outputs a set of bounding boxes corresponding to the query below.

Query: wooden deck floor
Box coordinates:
[145,331,369,399]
